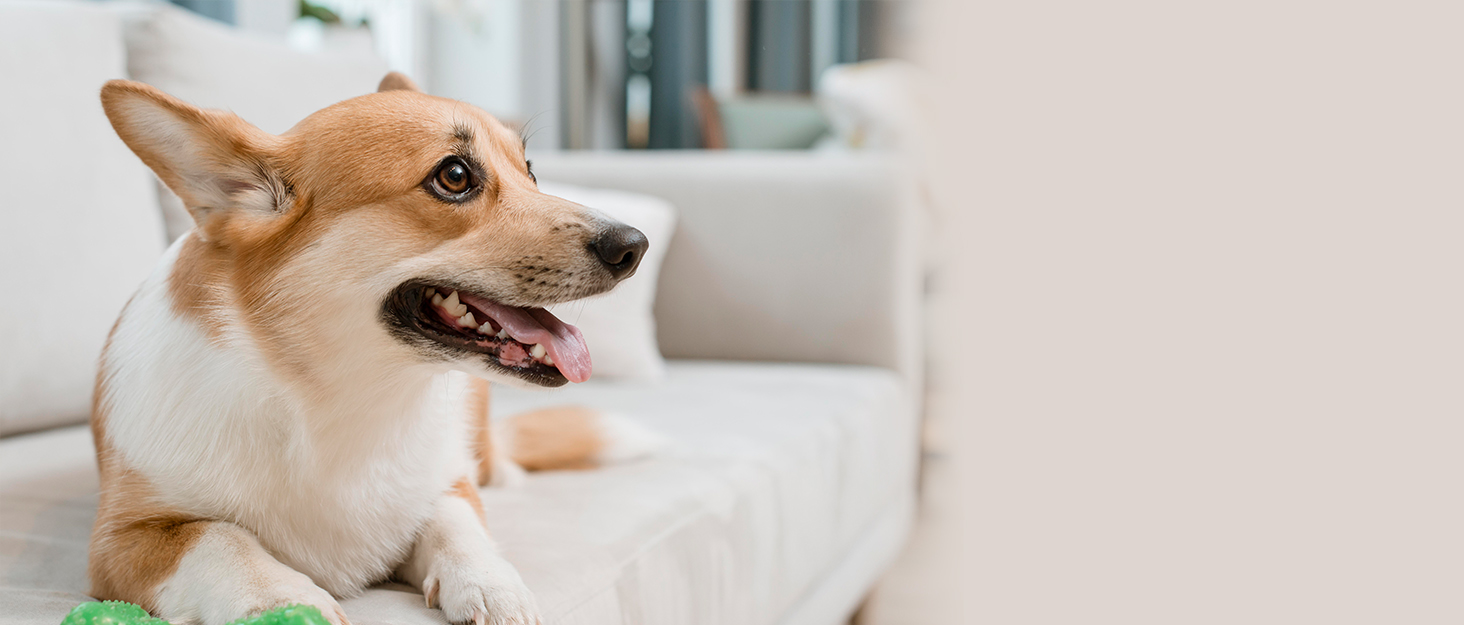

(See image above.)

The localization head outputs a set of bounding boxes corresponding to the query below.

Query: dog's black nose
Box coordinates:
[591,224,649,280]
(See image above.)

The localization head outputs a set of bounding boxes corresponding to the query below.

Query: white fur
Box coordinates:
[155,523,346,625]
[486,454,529,489]
[102,236,482,604]
[397,497,539,625]
[594,412,672,463]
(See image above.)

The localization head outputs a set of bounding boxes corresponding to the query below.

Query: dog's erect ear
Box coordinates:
[378,72,421,93]
[100,80,286,230]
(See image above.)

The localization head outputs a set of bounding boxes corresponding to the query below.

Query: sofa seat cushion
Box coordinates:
[0,361,916,625]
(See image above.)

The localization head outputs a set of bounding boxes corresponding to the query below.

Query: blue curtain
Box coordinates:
[168,0,235,25]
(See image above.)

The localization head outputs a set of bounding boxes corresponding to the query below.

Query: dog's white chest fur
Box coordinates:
[101,247,475,595]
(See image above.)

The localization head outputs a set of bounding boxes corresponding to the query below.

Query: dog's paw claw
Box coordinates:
[430,558,540,625]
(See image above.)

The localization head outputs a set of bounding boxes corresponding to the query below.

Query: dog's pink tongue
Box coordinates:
[458,293,592,382]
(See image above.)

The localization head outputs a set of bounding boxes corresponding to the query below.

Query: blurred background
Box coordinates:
[2,1,957,624]
[138,3,1464,624]
[163,0,918,152]
[6,1,1459,623]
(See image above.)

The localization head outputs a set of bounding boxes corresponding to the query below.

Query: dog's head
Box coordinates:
[101,74,646,388]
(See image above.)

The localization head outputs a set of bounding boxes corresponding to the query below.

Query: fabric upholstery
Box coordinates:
[0,361,917,625]
[0,1,166,437]
[526,152,925,387]
[540,182,676,382]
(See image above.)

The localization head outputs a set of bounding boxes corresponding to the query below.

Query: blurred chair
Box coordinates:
[693,86,833,150]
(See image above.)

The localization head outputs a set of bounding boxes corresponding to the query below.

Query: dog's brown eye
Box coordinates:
[436,162,470,194]
[422,156,481,203]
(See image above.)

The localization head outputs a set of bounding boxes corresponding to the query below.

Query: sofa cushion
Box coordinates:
[526,153,925,386]
[0,1,167,437]
[0,361,916,625]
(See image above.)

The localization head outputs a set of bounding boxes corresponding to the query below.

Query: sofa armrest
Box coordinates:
[529,151,923,383]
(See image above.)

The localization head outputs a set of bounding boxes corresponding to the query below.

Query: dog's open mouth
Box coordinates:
[384,283,591,386]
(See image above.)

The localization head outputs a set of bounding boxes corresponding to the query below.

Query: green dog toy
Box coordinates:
[61,601,331,625]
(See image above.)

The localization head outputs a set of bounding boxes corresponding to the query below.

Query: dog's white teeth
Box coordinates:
[457,311,479,329]
[443,291,468,317]
[431,290,468,317]
[529,343,553,365]
[477,323,492,335]
[423,287,435,298]
[496,329,509,340]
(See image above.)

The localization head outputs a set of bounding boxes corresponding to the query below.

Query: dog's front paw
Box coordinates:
[252,575,351,625]
[424,555,540,625]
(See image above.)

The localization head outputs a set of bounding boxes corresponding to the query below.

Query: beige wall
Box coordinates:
[920,1,1463,622]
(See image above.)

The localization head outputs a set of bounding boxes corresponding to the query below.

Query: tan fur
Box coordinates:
[167,234,229,338]
[468,378,496,487]
[99,82,283,228]
[448,477,488,528]
[89,299,206,610]
[469,378,615,480]
[505,406,605,472]
[87,469,209,611]
[377,71,421,93]
[89,301,125,459]
[91,371,202,610]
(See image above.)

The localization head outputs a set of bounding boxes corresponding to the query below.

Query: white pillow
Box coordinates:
[816,60,927,155]
[116,3,390,241]
[540,183,676,383]
[0,2,167,436]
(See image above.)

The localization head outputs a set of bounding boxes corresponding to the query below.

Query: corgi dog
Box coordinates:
[88,73,662,625]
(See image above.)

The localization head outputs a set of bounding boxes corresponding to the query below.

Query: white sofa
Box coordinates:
[0,3,923,624]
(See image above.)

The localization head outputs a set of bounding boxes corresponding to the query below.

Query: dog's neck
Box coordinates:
[164,234,461,461]
[225,329,460,476]
[244,326,455,462]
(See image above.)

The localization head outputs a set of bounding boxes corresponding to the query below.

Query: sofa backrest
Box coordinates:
[529,151,925,385]
[0,2,167,438]
[0,1,387,438]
